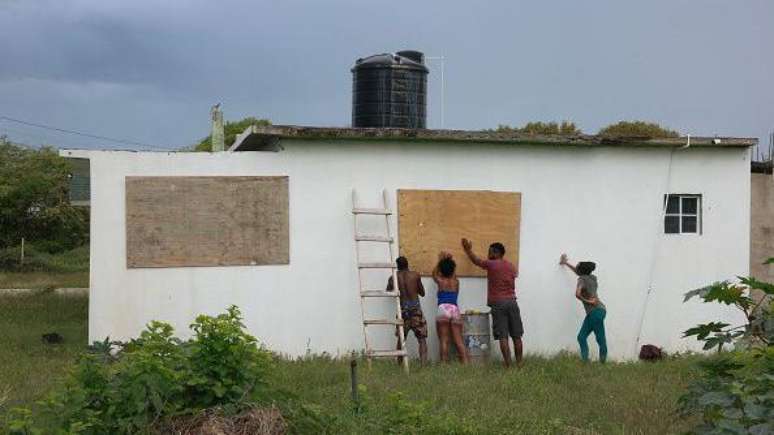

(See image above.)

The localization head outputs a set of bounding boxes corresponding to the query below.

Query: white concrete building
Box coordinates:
[62,126,757,361]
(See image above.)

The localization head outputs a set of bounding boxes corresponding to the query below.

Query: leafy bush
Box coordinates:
[598,121,679,138]
[495,121,581,135]
[678,349,774,434]
[679,261,774,433]
[184,307,273,409]
[7,306,324,434]
[683,277,773,351]
[193,117,271,152]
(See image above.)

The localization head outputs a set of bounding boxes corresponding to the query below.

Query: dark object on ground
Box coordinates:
[154,405,287,435]
[41,332,63,344]
[639,344,664,361]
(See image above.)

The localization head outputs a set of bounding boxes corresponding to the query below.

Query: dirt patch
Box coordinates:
[155,405,287,435]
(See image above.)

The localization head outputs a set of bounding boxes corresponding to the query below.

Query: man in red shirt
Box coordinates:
[462,238,522,368]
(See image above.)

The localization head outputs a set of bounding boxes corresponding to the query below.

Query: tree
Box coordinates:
[495,121,581,135]
[194,117,271,152]
[598,121,679,138]
[0,140,88,251]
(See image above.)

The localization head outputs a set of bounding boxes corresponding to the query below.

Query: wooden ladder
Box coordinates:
[352,189,409,373]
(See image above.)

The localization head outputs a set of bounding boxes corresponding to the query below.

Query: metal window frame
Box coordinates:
[664,194,702,235]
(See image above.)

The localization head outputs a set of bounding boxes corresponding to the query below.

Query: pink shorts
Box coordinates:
[437,304,462,323]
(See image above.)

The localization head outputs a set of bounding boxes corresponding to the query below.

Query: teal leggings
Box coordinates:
[578,308,607,362]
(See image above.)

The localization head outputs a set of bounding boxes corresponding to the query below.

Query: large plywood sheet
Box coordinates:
[126,176,289,268]
[398,189,521,277]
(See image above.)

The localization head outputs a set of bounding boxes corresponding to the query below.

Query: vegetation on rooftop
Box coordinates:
[598,121,679,138]
[193,117,271,152]
[494,121,581,135]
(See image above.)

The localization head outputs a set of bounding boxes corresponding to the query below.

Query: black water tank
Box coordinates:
[351,51,429,129]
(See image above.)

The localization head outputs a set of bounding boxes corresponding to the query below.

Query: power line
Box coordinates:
[0,115,171,150]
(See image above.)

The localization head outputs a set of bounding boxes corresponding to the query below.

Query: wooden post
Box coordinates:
[350,358,359,410]
[20,237,24,266]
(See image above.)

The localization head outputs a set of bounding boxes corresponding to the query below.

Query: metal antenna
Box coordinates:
[426,56,446,129]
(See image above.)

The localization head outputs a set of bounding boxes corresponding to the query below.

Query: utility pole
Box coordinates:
[211,103,225,152]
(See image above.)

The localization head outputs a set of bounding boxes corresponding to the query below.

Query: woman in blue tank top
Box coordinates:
[433,252,469,363]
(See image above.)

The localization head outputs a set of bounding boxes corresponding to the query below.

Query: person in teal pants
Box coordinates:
[560,254,607,363]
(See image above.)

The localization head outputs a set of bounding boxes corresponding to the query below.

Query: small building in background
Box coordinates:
[67,157,90,207]
[751,160,774,281]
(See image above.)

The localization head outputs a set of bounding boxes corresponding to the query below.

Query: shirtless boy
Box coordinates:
[386,256,428,364]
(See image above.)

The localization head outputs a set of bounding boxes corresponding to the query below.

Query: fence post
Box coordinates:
[350,358,360,411]
[20,237,25,266]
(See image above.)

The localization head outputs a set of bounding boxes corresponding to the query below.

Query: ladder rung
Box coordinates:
[368,350,408,357]
[364,319,403,325]
[353,208,392,215]
[358,262,396,269]
[360,291,400,298]
[355,235,393,242]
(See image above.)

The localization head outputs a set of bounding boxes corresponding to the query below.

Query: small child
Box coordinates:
[560,253,607,363]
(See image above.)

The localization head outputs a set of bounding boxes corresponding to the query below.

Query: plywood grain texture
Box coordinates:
[126,176,289,268]
[397,190,521,277]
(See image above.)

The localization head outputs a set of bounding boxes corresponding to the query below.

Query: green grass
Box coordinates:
[0,245,89,289]
[0,292,700,434]
[0,271,89,289]
[274,356,699,434]
[0,292,88,411]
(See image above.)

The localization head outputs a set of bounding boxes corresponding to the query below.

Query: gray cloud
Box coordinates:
[0,0,772,153]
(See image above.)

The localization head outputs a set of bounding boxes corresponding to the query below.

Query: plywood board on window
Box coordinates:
[397,189,520,277]
[126,176,289,268]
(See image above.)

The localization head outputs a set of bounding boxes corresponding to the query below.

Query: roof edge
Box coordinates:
[231,125,758,151]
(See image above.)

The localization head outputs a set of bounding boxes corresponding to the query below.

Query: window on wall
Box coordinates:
[664,194,702,234]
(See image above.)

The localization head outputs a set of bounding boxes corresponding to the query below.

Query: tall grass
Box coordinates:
[0,292,699,433]
[0,245,89,289]
[274,355,699,434]
[0,245,89,274]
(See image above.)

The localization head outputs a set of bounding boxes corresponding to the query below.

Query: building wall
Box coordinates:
[65,142,750,361]
[751,173,774,281]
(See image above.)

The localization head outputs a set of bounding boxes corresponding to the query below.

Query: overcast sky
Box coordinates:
[0,0,772,154]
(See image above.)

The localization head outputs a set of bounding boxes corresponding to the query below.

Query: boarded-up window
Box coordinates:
[126,176,289,268]
[397,189,521,277]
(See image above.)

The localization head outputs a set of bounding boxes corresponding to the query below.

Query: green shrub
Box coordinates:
[598,121,679,138]
[679,262,774,433]
[193,117,271,152]
[6,306,323,434]
[496,121,580,135]
[678,349,774,434]
[184,306,273,410]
